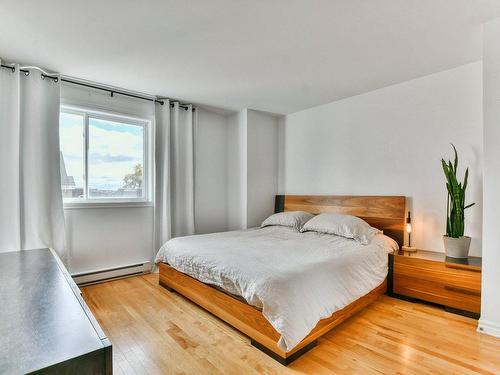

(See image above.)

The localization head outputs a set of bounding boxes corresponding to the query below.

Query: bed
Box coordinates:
[156,195,406,364]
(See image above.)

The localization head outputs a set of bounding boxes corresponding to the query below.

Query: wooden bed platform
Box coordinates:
[159,195,405,365]
[160,263,387,364]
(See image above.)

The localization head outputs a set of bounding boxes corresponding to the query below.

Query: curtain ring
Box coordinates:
[11,66,15,73]
[24,71,30,76]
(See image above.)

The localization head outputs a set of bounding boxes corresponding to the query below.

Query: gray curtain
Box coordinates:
[0,64,66,262]
[154,100,195,251]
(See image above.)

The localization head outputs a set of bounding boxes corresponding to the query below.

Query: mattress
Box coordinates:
[155,225,397,351]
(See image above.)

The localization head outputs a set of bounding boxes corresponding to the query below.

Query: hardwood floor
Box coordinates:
[82,274,500,374]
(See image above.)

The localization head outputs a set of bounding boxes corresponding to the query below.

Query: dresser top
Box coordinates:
[0,249,108,374]
[394,249,482,271]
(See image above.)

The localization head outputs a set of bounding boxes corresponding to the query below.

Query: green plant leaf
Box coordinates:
[452,144,458,174]
[463,168,469,191]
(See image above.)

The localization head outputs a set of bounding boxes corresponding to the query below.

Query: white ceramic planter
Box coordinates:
[443,235,471,258]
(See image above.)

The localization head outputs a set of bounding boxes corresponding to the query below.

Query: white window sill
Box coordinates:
[63,201,153,209]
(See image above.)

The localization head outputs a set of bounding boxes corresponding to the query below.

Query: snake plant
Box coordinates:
[441,145,475,238]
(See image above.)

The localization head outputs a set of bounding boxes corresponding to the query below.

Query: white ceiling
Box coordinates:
[1,0,500,115]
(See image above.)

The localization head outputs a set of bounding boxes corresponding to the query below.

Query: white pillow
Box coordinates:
[300,212,381,244]
[261,211,314,231]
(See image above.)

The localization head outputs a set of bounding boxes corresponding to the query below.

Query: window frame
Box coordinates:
[60,105,152,208]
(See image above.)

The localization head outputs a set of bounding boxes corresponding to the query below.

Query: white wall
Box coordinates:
[226,109,279,229]
[226,110,247,230]
[246,109,279,227]
[64,206,154,274]
[280,62,483,255]
[479,18,500,337]
[195,108,229,234]
[62,84,230,273]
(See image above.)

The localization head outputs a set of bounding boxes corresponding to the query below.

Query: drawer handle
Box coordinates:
[444,285,481,297]
[445,264,481,272]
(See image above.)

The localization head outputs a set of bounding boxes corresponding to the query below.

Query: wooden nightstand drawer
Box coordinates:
[391,250,482,316]
[394,275,481,313]
[394,256,481,292]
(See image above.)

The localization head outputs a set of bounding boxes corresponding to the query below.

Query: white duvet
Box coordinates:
[155,226,397,352]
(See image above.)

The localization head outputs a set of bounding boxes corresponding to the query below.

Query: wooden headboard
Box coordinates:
[275,195,406,247]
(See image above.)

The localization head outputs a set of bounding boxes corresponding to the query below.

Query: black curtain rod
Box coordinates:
[60,78,167,105]
[1,63,31,76]
[0,64,194,111]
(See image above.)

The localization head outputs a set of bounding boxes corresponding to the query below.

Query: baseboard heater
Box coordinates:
[72,261,152,286]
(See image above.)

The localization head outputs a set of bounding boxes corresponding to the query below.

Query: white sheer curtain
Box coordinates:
[154,100,195,251]
[0,64,66,262]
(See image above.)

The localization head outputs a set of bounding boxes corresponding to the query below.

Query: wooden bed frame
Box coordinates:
[159,195,406,364]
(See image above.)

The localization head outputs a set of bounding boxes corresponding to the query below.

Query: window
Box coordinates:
[59,107,151,204]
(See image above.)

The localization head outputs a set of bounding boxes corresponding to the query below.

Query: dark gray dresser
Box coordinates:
[0,249,112,374]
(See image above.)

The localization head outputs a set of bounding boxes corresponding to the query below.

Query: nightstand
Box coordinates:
[389,249,481,318]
